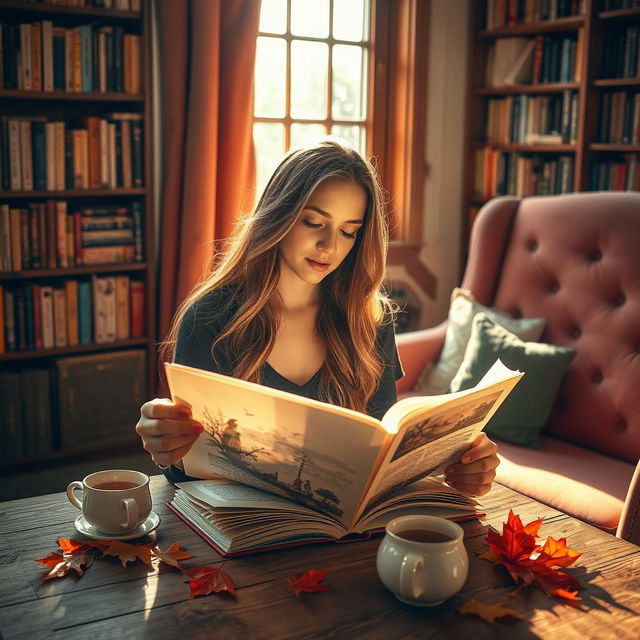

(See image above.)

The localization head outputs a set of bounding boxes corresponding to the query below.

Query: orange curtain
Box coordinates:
[156,0,259,342]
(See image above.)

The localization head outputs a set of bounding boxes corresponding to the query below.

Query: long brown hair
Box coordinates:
[162,139,391,413]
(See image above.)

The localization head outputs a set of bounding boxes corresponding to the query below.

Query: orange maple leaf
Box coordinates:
[458,598,524,623]
[185,565,236,598]
[152,541,195,569]
[483,510,583,601]
[284,568,331,597]
[35,544,95,581]
[91,540,155,566]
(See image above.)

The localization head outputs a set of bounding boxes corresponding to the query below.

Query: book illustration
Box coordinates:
[196,406,354,518]
[390,392,501,462]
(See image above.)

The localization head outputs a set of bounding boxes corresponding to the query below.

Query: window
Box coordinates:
[252,0,430,259]
[253,0,371,192]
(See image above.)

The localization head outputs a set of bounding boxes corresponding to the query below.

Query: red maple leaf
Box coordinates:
[284,568,331,597]
[36,539,96,581]
[185,565,236,598]
[483,509,583,602]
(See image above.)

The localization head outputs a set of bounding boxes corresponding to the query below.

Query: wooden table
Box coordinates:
[1,476,639,639]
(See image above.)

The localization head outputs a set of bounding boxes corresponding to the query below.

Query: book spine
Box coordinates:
[9,208,21,271]
[31,120,46,191]
[132,201,143,261]
[79,24,93,92]
[72,27,82,92]
[14,285,26,350]
[0,204,10,272]
[81,244,135,264]
[64,126,74,189]
[54,121,65,191]
[19,119,33,191]
[28,203,40,269]
[65,279,79,346]
[115,274,130,340]
[8,119,21,190]
[131,118,143,187]
[66,213,75,266]
[3,287,15,350]
[99,118,109,187]
[65,28,74,92]
[40,285,54,349]
[56,199,68,267]
[32,282,42,349]
[77,279,92,344]
[86,117,101,189]
[53,286,67,347]
[52,27,65,91]
[45,199,56,269]
[31,22,42,92]
[129,278,144,337]
[20,23,32,91]
[24,283,34,350]
[45,121,56,190]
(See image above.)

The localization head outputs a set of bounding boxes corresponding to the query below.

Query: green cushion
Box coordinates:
[448,313,576,448]
[415,288,546,395]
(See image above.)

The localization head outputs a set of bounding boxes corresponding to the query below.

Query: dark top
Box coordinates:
[163,286,404,484]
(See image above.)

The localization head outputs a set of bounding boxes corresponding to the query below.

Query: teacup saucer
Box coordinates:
[74,511,161,540]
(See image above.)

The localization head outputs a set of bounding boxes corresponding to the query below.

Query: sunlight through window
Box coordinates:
[253,0,371,192]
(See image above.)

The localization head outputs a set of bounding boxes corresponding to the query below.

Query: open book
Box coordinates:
[165,360,522,557]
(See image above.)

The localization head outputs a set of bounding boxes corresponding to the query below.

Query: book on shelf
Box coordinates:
[165,360,523,557]
[0,18,142,94]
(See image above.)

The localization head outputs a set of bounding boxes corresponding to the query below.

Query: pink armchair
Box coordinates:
[397,193,640,545]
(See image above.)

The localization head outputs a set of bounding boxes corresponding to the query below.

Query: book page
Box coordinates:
[354,361,522,523]
[165,363,389,527]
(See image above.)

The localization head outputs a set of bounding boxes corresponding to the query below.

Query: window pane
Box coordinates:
[331,125,366,154]
[291,40,328,119]
[332,45,367,121]
[254,37,286,118]
[253,123,285,193]
[332,0,368,42]
[259,0,287,34]
[290,123,327,149]
[291,0,329,38]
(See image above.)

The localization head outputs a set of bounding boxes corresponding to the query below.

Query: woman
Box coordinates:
[136,140,499,496]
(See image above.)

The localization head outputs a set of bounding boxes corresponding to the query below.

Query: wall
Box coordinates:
[387,0,471,330]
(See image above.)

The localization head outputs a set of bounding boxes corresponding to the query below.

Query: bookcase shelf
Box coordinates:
[0,188,146,199]
[0,263,147,280]
[0,336,150,362]
[462,0,640,271]
[599,7,640,20]
[477,82,580,95]
[473,142,577,152]
[594,78,640,87]
[590,144,640,151]
[479,15,585,37]
[0,88,144,101]
[0,0,141,21]
[0,0,156,471]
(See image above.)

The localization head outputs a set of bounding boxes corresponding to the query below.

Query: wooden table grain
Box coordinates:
[0,475,639,640]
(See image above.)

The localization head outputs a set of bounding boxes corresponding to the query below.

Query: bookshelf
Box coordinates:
[0,0,155,472]
[463,0,640,254]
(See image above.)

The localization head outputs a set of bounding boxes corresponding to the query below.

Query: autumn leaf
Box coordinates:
[152,541,195,569]
[185,565,236,598]
[36,545,95,581]
[57,537,86,554]
[483,510,583,601]
[284,568,331,597]
[458,599,524,623]
[93,540,156,566]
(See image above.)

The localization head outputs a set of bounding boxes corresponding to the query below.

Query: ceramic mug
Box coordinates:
[66,469,152,535]
[376,514,469,606]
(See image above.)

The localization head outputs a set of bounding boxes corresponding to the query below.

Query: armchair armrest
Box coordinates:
[396,322,447,394]
[617,458,640,546]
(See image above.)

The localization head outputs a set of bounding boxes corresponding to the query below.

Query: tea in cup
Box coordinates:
[66,469,152,535]
[376,515,469,606]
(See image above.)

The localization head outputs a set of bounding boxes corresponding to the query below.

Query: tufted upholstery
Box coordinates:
[396,192,640,544]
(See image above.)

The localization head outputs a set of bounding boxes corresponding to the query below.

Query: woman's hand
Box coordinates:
[135,398,204,467]
[443,432,499,496]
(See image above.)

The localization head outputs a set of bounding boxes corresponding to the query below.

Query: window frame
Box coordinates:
[253,0,433,292]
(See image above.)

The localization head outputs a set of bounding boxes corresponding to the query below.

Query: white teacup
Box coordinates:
[66,469,152,535]
[376,515,469,607]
